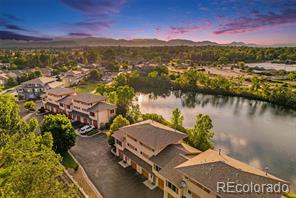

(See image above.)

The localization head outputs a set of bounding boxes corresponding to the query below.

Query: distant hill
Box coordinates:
[0,35,295,48]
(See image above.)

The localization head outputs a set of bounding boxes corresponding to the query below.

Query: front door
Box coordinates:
[158,178,164,190]
[142,169,148,178]
[131,161,137,170]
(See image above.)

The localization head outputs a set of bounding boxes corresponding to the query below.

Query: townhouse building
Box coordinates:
[16,77,63,100]
[42,88,116,128]
[112,120,289,198]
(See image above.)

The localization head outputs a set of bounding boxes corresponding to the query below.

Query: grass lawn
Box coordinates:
[61,151,79,170]
[75,80,98,93]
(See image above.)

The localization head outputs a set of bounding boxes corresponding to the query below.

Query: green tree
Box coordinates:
[6,77,18,88]
[170,108,184,129]
[107,115,130,145]
[88,69,102,81]
[0,132,77,197]
[187,114,214,151]
[250,77,260,92]
[126,104,142,124]
[115,85,135,115]
[288,72,296,81]
[24,101,36,110]
[148,71,158,78]
[0,95,19,132]
[109,114,130,131]
[142,113,171,126]
[115,73,128,86]
[41,114,76,154]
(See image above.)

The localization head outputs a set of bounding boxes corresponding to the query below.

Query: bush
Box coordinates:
[24,101,36,111]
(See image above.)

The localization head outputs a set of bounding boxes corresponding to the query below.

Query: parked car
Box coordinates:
[84,125,95,133]
[80,125,91,133]
[80,125,95,135]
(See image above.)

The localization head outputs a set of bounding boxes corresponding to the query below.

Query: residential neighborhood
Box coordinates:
[42,88,116,128]
[1,0,296,196]
[111,120,289,198]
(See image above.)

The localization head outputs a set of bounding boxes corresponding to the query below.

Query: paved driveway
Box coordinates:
[71,134,163,198]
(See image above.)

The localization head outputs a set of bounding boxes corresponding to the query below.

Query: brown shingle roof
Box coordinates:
[47,88,74,96]
[176,149,288,198]
[47,81,64,89]
[72,93,107,104]
[22,77,55,85]
[57,95,74,105]
[150,144,201,185]
[113,120,187,151]
[123,149,152,173]
[87,101,116,112]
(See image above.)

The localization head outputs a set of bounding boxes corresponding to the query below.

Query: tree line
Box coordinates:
[1,46,296,70]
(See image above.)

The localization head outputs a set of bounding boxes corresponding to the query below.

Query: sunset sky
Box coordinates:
[1,0,296,44]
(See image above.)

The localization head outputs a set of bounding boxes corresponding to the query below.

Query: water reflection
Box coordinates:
[136,91,296,185]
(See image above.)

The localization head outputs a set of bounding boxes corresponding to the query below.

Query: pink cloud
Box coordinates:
[214,8,296,34]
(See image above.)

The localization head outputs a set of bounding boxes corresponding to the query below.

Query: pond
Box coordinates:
[246,62,296,71]
[136,91,296,186]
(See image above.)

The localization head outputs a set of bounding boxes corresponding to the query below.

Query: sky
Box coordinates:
[1,0,296,44]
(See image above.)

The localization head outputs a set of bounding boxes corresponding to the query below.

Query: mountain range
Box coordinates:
[0,31,294,48]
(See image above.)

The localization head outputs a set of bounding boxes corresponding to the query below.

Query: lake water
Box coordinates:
[136,91,296,186]
[247,62,296,71]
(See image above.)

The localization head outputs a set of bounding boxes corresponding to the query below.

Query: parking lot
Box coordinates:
[70,134,162,198]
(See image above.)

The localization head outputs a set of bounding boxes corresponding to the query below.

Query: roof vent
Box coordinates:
[219,149,221,155]
[265,166,269,176]
[180,181,187,188]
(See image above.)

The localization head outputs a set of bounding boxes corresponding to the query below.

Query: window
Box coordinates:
[167,181,178,193]
[90,112,95,117]
[110,109,115,114]
[154,165,161,172]
[127,143,137,151]
[140,151,149,158]
[140,142,154,152]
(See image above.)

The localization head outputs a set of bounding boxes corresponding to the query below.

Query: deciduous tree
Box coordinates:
[187,113,214,151]
[41,114,76,154]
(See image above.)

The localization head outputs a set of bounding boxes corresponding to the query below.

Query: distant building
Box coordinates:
[0,73,9,86]
[16,77,63,100]
[112,120,289,198]
[42,89,116,128]
[38,68,53,77]
[62,69,89,87]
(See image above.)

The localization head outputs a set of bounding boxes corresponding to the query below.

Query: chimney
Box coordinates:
[219,149,221,155]
[265,166,269,176]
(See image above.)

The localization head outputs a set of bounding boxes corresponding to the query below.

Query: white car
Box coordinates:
[84,125,95,133]
[80,125,95,134]
[80,125,90,133]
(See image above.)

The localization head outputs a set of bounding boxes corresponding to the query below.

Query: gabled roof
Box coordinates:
[87,101,116,112]
[47,81,64,89]
[72,93,107,104]
[47,88,73,96]
[57,95,73,105]
[150,144,201,185]
[22,77,55,85]
[177,149,285,182]
[176,149,288,197]
[113,120,187,151]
